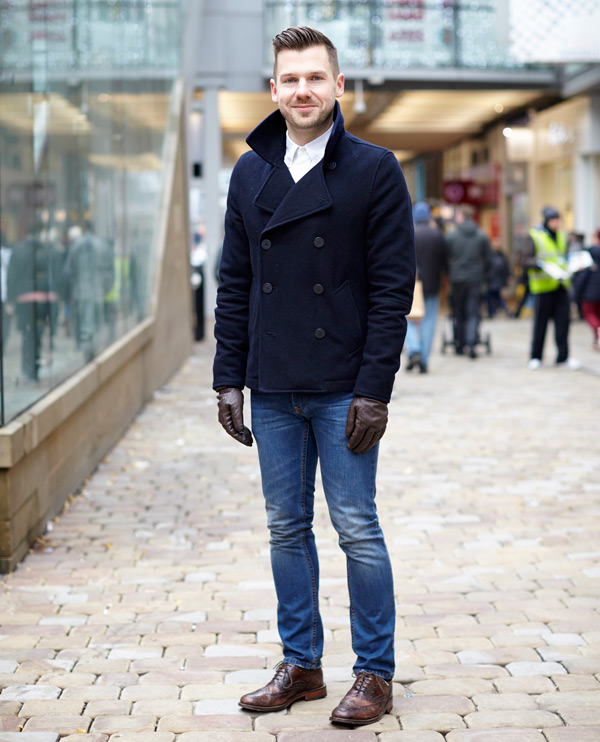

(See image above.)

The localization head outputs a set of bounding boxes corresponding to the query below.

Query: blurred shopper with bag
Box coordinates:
[405,202,447,374]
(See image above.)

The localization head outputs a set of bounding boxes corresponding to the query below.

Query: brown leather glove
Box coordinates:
[216,387,253,447]
[345,396,388,454]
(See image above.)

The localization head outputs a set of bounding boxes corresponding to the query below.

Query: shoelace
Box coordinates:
[353,672,375,695]
[272,661,292,689]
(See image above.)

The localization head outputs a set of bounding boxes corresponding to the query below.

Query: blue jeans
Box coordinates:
[250,391,395,680]
[405,293,440,366]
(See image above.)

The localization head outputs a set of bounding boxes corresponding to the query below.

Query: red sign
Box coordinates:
[443,180,498,205]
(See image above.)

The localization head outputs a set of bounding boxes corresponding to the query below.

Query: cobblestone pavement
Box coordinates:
[1,317,599,742]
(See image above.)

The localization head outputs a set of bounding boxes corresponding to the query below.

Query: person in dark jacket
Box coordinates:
[7,222,64,380]
[213,27,415,727]
[405,201,447,373]
[445,204,492,358]
[572,230,600,350]
[487,247,510,317]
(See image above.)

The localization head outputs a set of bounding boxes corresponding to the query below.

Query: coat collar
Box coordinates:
[247,102,345,230]
[246,100,345,166]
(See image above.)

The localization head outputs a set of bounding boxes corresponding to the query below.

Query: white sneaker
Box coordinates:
[566,357,582,370]
[528,359,541,370]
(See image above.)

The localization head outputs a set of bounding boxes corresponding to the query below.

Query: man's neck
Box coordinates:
[286,119,333,147]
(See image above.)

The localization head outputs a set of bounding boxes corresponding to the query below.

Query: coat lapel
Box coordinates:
[262,164,333,231]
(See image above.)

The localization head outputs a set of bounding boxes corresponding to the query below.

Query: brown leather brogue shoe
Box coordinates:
[329,672,393,726]
[239,661,327,712]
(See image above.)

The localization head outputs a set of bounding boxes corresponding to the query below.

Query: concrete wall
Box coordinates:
[0,83,193,573]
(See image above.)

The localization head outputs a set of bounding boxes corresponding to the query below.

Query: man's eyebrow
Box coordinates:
[278,69,328,78]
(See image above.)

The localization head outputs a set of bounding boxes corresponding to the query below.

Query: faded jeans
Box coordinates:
[405,293,440,366]
[250,391,395,680]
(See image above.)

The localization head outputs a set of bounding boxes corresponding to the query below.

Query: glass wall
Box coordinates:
[0,1,183,425]
[264,0,553,72]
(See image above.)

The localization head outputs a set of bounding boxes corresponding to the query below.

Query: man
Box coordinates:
[445,204,491,358]
[213,27,415,727]
[524,206,578,369]
[405,202,447,373]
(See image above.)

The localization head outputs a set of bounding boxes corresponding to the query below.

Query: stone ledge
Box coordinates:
[0,318,155,469]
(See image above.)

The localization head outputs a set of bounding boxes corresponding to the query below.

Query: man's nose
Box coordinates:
[296,78,311,96]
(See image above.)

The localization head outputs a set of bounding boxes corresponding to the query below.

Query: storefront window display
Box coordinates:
[0,1,183,425]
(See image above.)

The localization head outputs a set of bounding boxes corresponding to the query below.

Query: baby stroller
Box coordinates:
[440,297,492,356]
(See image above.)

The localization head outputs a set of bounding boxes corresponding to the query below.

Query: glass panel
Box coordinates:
[0,1,183,425]
[264,1,556,73]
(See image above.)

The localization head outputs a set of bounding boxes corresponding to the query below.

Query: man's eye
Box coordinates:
[283,78,296,84]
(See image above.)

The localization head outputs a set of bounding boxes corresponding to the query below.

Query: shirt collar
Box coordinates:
[285,124,334,165]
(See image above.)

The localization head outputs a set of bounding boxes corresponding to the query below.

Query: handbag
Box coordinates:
[407,279,425,320]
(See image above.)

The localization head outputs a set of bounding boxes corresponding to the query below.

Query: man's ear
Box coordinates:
[270,79,278,104]
[336,73,345,99]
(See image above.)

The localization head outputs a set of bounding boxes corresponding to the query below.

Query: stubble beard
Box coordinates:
[281,99,335,132]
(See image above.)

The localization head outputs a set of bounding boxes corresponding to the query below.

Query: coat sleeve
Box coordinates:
[212,162,253,390]
[353,151,416,403]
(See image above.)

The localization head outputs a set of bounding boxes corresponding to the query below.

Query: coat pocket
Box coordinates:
[333,280,364,355]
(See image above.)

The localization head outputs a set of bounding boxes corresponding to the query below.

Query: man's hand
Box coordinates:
[345,396,388,454]
[216,387,253,447]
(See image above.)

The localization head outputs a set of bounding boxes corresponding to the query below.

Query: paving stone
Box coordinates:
[0,703,21,716]
[543,728,600,741]
[85,700,131,717]
[90,717,157,733]
[18,699,84,717]
[277,733,378,742]
[177,734,274,742]
[492,676,556,694]
[0,719,23,732]
[121,685,180,701]
[0,735,59,742]
[536,691,600,711]
[132,700,192,715]
[464,710,563,727]
[392,695,475,716]
[378,734,445,742]
[60,686,121,701]
[409,679,494,697]
[399,712,465,731]
[22,718,91,734]
[446,731,545,742]
[505,661,566,676]
[471,693,537,710]
[157,716,252,732]
[558,707,600,725]
[99,736,174,742]
[0,686,60,701]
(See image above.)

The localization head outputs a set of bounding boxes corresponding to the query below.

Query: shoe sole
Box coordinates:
[329,697,393,726]
[239,685,327,712]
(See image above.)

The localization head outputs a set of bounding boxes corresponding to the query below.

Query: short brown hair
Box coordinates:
[272,26,339,78]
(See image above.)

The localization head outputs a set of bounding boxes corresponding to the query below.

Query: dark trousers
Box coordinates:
[531,286,570,363]
[451,281,481,351]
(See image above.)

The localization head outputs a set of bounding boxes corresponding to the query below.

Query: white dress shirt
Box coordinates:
[284,125,333,183]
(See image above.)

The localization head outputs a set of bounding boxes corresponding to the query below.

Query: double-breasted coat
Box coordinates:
[213,102,415,404]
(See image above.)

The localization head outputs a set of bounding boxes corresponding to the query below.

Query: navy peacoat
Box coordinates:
[213,102,415,404]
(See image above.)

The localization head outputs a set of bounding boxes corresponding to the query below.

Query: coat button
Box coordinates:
[313,284,324,295]
[314,328,326,339]
[262,282,273,294]
[313,236,325,248]
[261,239,271,250]
[327,162,336,170]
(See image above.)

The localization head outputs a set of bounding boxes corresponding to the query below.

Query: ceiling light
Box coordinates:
[494,103,504,113]
[503,127,513,137]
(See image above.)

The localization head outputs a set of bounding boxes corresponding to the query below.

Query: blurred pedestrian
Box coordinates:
[524,206,579,370]
[405,202,447,373]
[446,204,492,358]
[487,246,510,317]
[1,231,13,342]
[572,228,600,351]
[213,26,415,726]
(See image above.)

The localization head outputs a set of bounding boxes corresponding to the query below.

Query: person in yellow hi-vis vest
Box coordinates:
[523,206,580,370]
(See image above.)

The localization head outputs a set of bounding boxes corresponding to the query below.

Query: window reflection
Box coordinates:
[0,2,182,424]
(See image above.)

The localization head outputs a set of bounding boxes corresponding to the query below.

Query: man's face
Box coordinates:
[270,45,344,144]
[547,217,561,232]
